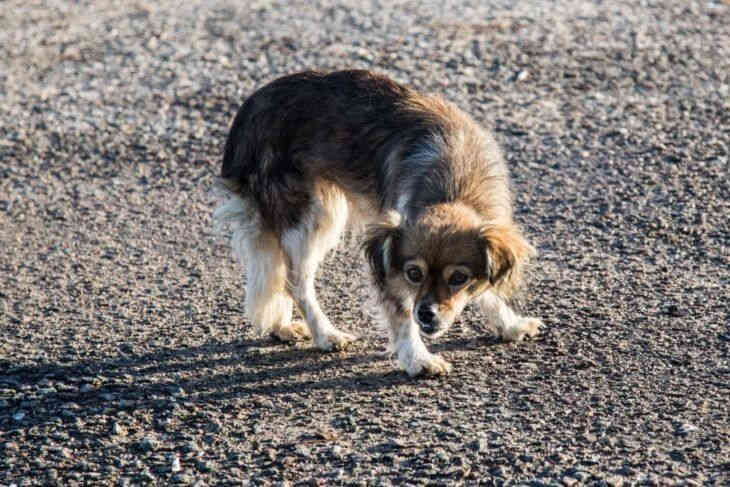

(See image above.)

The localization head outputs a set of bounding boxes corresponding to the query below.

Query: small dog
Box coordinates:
[213,70,542,376]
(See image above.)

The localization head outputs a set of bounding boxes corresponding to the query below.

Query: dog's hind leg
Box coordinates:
[218,192,309,342]
[240,231,312,342]
[281,186,357,351]
[477,291,543,342]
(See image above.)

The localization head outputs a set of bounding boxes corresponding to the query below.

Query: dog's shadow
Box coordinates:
[1,333,500,429]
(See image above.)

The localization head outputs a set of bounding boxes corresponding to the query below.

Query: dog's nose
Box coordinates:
[417,304,436,332]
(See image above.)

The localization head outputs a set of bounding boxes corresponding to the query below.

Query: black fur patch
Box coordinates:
[221,70,446,232]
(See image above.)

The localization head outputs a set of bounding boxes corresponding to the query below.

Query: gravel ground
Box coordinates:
[1,0,729,485]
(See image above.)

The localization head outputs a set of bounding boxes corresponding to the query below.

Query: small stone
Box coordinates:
[170,454,182,473]
[331,445,344,459]
[195,459,213,472]
[573,471,591,481]
[139,436,158,452]
[295,445,311,458]
[12,410,26,421]
[3,441,19,454]
[678,423,699,435]
[182,441,200,454]
[173,473,194,483]
[140,469,155,481]
[0,399,8,408]
[112,422,127,436]
[468,439,487,452]
[434,448,450,463]
[79,384,93,393]
[171,387,186,397]
[605,475,625,486]
[562,476,579,486]
[519,454,534,463]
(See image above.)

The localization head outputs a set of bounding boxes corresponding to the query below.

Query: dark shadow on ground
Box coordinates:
[0,333,504,431]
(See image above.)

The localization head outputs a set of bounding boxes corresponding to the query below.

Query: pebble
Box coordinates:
[330,445,344,459]
[140,469,155,481]
[678,423,699,435]
[3,441,19,453]
[112,422,127,436]
[468,439,487,452]
[139,436,159,452]
[173,473,194,483]
[562,476,579,486]
[170,454,182,473]
[434,448,450,464]
[295,445,312,458]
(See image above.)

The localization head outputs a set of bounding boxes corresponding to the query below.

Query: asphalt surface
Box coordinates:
[1,0,729,485]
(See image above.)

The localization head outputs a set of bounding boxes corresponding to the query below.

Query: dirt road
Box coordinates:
[1,1,728,484]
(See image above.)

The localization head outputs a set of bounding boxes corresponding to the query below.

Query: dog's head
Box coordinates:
[364,203,533,338]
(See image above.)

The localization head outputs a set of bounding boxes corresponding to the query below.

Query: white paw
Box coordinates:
[397,343,452,377]
[314,329,358,351]
[402,352,452,377]
[271,320,311,343]
[501,317,544,342]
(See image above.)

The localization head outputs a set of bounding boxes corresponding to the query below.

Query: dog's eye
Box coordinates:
[405,266,424,284]
[448,270,469,287]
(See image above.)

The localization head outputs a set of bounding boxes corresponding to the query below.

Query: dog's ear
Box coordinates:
[363,212,402,289]
[480,224,535,296]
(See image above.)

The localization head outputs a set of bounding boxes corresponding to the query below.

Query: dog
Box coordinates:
[213,70,542,376]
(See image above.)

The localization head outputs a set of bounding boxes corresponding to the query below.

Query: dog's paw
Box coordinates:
[401,352,452,377]
[271,320,311,343]
[315,329,358,351]
[501,317,543,342]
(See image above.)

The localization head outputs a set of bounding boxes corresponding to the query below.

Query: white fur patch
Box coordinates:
[477,291,543,342]
[211,181,291,335]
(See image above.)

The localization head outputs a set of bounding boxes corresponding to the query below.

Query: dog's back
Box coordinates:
[221,70,510,230]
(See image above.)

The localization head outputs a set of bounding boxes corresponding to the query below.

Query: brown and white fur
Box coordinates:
[213,70,542,376]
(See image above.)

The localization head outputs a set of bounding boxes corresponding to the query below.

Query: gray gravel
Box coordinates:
[1,0,729,485]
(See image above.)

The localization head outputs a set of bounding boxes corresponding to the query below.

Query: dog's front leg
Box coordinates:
[390,315,452,377]
[478,291,543,342]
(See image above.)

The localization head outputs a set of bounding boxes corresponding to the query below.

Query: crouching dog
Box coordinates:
[213,70,542,376]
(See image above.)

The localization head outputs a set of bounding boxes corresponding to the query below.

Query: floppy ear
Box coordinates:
[362,213,402,289]
[480,224,535,296]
